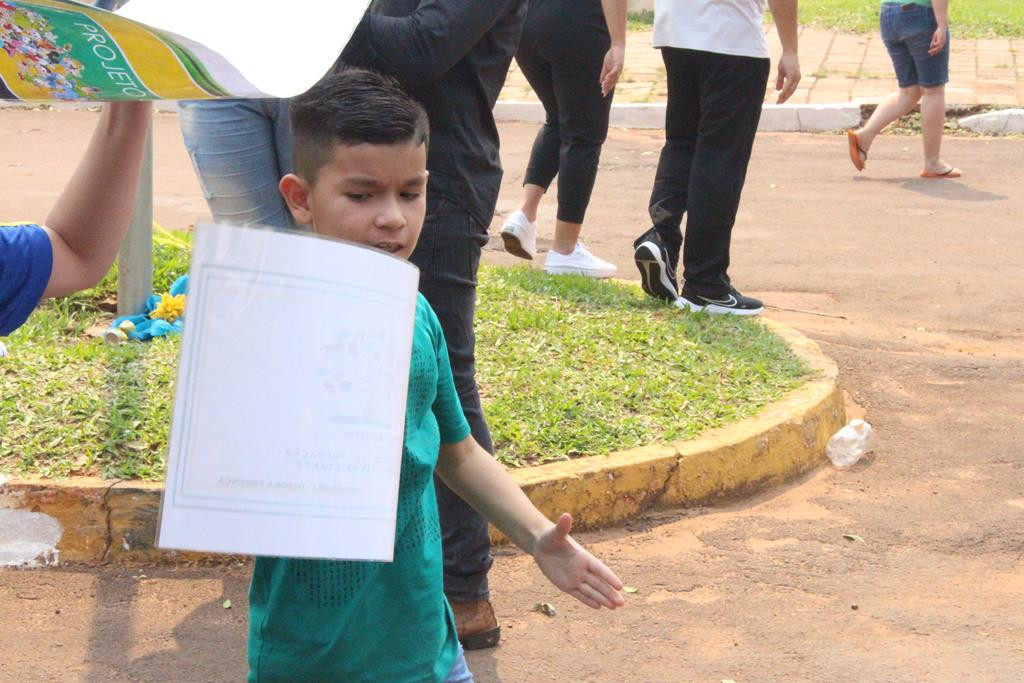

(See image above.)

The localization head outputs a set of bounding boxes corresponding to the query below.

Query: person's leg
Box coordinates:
[518,47,561,217]
[549,221,581,255]
[177,99,296,230]
[854,85,922,152]
[634,47,701,300]
[908,7,954,174]
[919,84,949,172]
[519,184,546,223]
[265,97,311,229]
[647,47,701,269]
[502,27,557,259]
[412,196,498,649]
[853,4,923,156]
[443,645,475,683]
[266,98,293,176]
[679,51,770,300]
[550,222,581,255]
[545,11,613,254]
[517,9,562,217]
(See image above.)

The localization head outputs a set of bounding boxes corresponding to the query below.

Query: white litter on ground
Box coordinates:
[0,509,62,567]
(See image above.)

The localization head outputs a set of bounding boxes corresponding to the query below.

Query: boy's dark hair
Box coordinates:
[290,68,429,183]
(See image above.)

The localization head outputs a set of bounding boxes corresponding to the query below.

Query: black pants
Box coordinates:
[516,0,612,224]
[648,47,769,297]
[412,194,494,603]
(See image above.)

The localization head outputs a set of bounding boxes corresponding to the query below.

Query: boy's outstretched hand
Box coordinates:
[436,437,627,610]
[533,513,626,610]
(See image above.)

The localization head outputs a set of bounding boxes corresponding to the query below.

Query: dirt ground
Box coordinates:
[0,109,1022,682]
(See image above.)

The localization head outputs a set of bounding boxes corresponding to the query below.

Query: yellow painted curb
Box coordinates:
[0,318,843,564]
[495,317,845,541]
[0,478,166,564]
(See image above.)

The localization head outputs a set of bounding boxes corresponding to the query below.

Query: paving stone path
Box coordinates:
[500,26,1024,106]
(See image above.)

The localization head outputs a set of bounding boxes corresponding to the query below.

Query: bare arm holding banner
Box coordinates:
[42,101,151,298]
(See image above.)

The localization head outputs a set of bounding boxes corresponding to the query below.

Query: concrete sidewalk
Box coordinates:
[500,26,1024,106]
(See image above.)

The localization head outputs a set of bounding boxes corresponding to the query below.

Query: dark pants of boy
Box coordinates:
[515,0,612,224]
[648,47,769,298]
[412,194,494,602]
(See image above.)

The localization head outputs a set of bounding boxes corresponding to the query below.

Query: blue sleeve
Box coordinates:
[0,224,53,336]
[422,298,471,445]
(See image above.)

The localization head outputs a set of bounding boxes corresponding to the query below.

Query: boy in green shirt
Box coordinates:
[248,69,625,682]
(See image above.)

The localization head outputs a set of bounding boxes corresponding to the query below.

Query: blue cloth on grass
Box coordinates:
[109,274,189,341]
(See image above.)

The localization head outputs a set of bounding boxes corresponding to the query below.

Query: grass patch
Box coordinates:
[476,268,809,467]
[0,228,191,479]
[630,1,1024,37]
[1,237,810,479]
[784,0,1024,38]
[635,3,1024,37]
[628,10,654,32]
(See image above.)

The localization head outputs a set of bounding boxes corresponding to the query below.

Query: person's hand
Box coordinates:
[928,26,948,56]
[532,513,626,609]
[599,44,625,97]
[775,51,801,104]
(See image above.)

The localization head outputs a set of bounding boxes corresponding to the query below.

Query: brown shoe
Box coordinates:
[450,599,501,650]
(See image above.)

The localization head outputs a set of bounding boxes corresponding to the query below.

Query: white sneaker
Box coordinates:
[544,241,617,278]
[499,209,537,260]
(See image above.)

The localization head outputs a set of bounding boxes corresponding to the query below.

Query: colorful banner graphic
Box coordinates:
[0,0,369,101]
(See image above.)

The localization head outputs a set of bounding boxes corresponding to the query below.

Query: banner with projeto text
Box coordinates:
[0,0,369,101]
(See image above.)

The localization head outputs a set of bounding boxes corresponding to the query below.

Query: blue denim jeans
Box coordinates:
[444,645,475,683]
[177,98,299,230]
[415,195,494,602]
[880,3,950,88]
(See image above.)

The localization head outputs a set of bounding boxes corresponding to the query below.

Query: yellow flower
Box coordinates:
[151,293,186,323]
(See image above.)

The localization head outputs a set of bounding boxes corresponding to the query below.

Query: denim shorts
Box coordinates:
[880,2,950,88]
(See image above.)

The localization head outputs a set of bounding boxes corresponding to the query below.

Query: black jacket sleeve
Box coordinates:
[341,0,516,84]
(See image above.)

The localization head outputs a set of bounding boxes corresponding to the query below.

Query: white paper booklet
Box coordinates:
[158,223,419,561]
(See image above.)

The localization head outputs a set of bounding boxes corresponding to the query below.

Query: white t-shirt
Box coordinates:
[653,0,770,59]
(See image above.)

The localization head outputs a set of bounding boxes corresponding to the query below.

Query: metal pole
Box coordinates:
[117,129,154,316]
[95,0,155,316]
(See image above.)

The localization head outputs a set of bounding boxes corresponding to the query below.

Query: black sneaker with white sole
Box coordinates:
[633,230,678,301]
[676,286,763,316]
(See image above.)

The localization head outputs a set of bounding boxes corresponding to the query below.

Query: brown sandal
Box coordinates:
[847,130,867,171]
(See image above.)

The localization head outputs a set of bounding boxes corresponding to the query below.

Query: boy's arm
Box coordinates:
[42,101,152,299]
[341,0,518,85]
[436,435,626,609]
[767,0,800,103]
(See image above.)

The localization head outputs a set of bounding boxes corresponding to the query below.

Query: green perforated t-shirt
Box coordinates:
[247,294,472,682]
